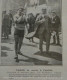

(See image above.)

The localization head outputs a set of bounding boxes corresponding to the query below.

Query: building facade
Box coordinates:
[2,0,61,17]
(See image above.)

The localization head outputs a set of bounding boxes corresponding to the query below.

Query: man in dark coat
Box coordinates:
[35,8,51,54]
[51,11,61,45]
[27,13,35,42]
[8,10,13,35]
[2,11,10,39]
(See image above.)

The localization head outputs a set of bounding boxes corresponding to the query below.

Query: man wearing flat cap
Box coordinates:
[51,11,61,45]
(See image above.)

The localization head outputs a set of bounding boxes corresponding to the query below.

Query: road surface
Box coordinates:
[1,34,62,66]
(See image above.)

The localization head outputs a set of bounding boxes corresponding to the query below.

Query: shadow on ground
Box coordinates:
[1,46,13,51]
[23,43,37,48]
[50,43,62,47]
[18,51,62,65]
[1,51,8,57]
[34,51,62,61]
[17,53,48,65]
[1,38,14,44]
[1,38,9,43]
[19,57,48,65]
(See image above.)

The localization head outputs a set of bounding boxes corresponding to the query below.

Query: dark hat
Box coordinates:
[18,7,25,11]
[42,8,46,10]
[3,11,6,13]
[51,10,56,14]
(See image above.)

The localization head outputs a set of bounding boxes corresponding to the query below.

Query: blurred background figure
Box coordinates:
[51,11,61,46]
[2,11,6,37]
[2,11,10,39]
[35,13,40,20]
[27,13,35,42]
[8,10,13,35]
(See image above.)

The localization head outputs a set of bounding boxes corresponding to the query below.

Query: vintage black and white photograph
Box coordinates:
[1,0,62,66]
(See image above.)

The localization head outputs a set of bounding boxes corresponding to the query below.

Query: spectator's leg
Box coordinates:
[39,34,43,53]
[53,35,56,44]
[6,28,9,39]
[31,37,34,42]
[56,31,60,45]
[46,32,50,53]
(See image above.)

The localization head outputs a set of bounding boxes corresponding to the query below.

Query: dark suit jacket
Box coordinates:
[36,15,51,35]
[51,16,60,30]
[34,15,51,42]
